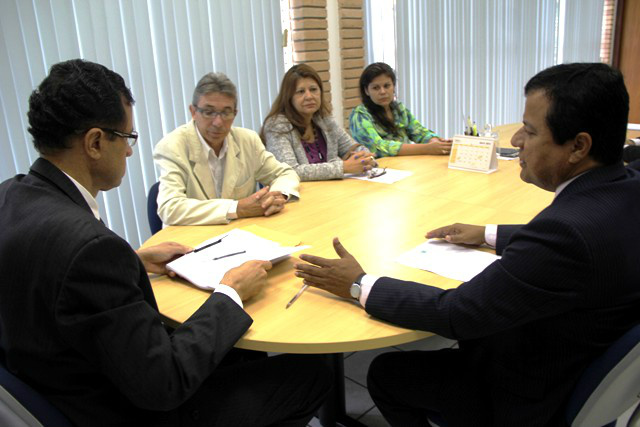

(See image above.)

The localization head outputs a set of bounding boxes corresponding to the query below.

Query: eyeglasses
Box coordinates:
[368,167,387,179]
[75,127,139,147]
[193,106,236,121]
[100,128,139,147]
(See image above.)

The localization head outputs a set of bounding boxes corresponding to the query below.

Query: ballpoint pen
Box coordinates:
[212,250,246,260]
[192,234,228,253]
[286,284,309,309]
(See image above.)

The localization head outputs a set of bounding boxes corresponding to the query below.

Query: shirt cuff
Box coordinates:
[226,201,239,220]
[484,224,497,248]
[284,192,298,202]
[359,274,380,308]
[214,284,243,308]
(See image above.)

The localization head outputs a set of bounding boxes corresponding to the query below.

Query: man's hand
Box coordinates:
[136,242,192,276]
[295,238,365,299]
[237,186,287,218]
[220,260,272,301]
[426,223,485,246]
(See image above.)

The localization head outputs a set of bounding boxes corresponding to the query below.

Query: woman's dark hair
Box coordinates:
[524,62,628,165]
[261,63,331,141]
[27,59,134,155]
[358,62,397,133]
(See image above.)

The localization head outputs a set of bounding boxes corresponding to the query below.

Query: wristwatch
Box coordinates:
[350,273,366,300]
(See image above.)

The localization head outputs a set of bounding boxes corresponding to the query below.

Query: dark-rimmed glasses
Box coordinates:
[75,128,139,147]
[368,167,387,179]
[100,128,139,147]
[193,106,236,121]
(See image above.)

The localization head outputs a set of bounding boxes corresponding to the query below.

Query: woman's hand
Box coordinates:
[424,137,453,155]
[343,152,376,174]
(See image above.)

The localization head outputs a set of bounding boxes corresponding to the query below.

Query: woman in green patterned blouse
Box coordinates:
[349,62,452,157]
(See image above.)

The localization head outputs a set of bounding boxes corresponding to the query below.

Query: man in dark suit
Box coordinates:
[0,59,330,427]
[295,62,640,426]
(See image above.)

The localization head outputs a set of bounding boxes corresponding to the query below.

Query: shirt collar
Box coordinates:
[195,122,228,159]
[62,172,101,220]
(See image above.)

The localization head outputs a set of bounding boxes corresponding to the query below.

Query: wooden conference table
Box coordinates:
[142,123,553,425]
[143,123,553,350]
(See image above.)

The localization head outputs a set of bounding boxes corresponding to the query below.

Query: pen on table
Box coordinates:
[192,234,228,253]
[212,250,246,260]
[286,284,309,309]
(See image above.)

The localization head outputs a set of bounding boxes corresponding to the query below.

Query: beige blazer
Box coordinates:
[153,121,300,225]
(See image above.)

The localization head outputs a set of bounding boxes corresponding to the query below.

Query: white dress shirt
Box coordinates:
[195,124,239,219]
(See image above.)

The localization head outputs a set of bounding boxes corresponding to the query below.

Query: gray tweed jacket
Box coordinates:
[263,114,367,181]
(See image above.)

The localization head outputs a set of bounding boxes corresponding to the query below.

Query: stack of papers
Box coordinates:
[167,228,308,290]
[396,239,500,282]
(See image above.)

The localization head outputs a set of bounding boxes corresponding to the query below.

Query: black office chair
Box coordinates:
[0,361,73,427]
[428,324,640,427]
[147,182,162,235]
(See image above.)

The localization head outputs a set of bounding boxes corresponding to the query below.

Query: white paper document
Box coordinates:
[628,123,640,131]
[396,239,500,282]
[345,168,413,184]
[167,229,309,290]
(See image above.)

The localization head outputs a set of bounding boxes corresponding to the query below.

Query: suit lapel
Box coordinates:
[186,121,217,199]
[29,157,94,216]
[221,129,241,199]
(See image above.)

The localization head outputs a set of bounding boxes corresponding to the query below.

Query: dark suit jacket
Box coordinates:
[366,162,640,426]
[0,158,252,426]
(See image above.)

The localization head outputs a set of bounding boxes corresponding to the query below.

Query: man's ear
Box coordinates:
[84,128,104,160]
[569,132,593,164]
[189,104,197,119]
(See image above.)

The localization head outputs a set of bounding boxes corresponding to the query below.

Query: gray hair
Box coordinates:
[192,72,237,107]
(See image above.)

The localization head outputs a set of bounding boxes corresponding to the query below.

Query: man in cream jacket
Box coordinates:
[154,72,300,226]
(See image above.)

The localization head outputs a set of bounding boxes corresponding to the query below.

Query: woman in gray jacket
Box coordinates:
[261,64,375,181]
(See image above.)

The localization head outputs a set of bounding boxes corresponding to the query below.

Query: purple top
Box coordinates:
[301,127,328,164]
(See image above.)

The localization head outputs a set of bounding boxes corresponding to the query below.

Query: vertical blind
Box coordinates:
[373,0,604,138]
[0,0,284,249]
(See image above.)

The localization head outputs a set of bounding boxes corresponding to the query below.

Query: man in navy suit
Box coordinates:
[295,63,640,426]
[0,59,330,427]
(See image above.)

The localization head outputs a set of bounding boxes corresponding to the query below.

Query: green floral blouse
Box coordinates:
[348,101,438,157]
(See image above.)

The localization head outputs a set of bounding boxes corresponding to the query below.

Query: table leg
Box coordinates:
[317,353,368,427]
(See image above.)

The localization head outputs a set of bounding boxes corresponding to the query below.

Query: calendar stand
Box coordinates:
[448,134,498,174]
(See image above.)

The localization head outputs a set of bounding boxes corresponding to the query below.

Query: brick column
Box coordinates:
[288,0,366,126]
[338,0,365,126]
[290,0,332,105]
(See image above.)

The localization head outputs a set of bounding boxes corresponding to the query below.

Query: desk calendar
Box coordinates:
[448,135,498,174]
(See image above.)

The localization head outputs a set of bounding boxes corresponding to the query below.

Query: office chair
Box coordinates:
[427,324,640,427]
[147,182,162,235]
[566,324,640,427]
[0,362,73,427]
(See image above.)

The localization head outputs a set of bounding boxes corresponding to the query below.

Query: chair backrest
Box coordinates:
[147,182,162,235]
[566,324,640,427]
[0,362,73,427]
